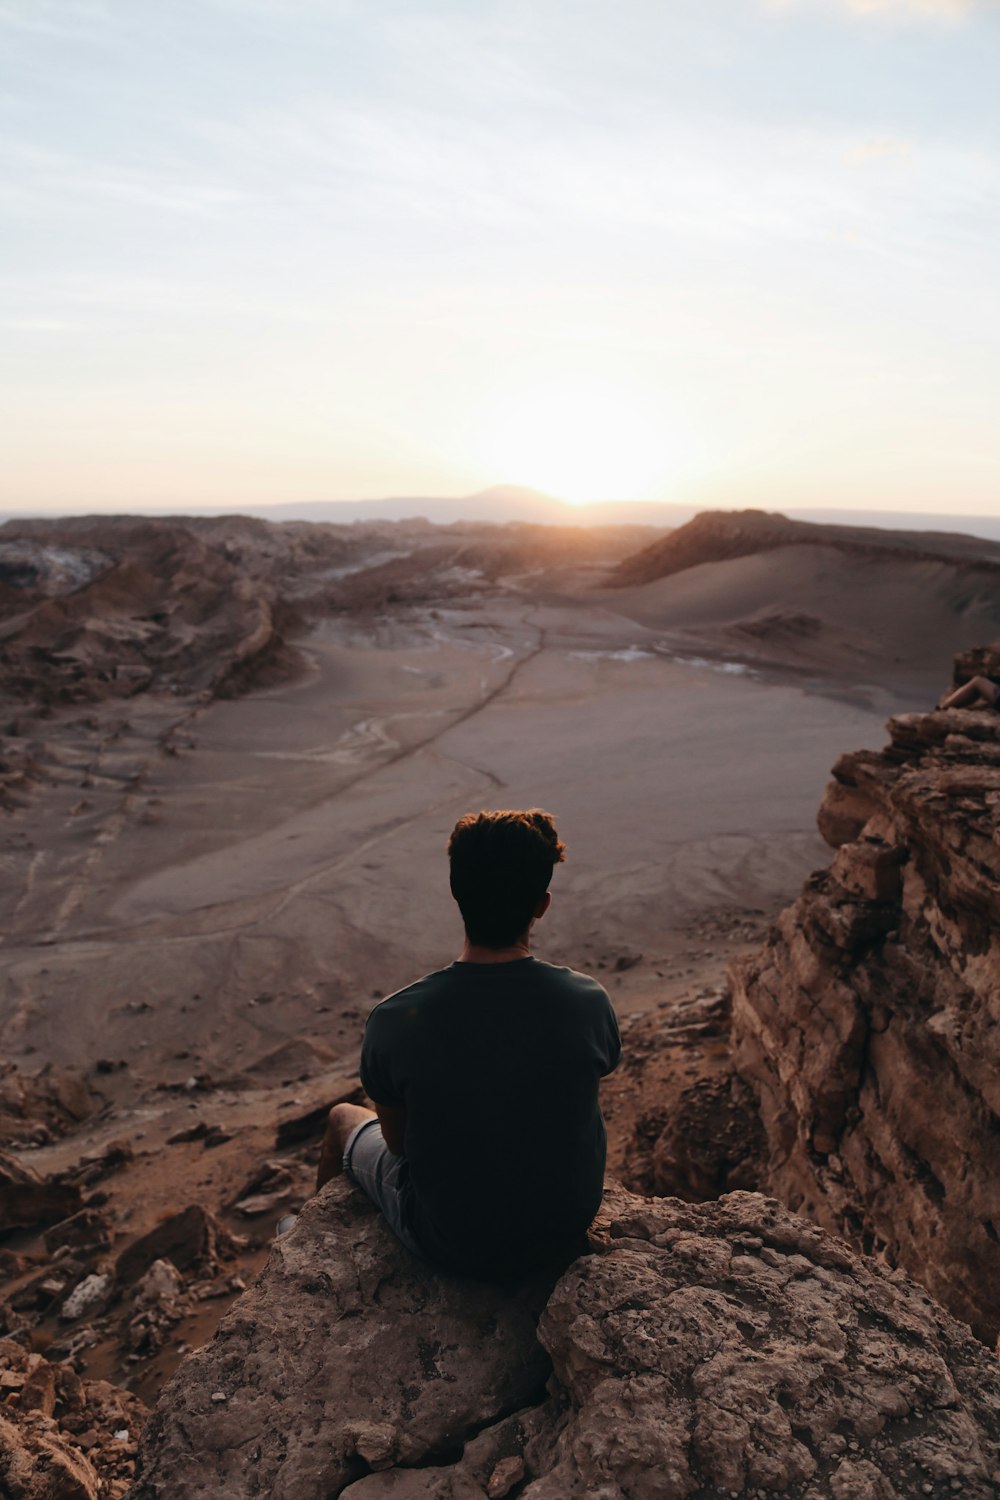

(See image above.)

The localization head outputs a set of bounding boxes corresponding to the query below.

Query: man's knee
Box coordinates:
[328,1101,376,1149]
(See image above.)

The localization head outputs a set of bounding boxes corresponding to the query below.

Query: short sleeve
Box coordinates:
[600,996,622,1077]
[360,1004,403,1106]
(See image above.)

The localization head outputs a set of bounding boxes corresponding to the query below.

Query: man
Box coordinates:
[317,808,621,1279]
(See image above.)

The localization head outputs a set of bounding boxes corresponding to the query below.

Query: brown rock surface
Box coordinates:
[130,1181,1000,1499]
[732,694,1000,1343]
[129,1178,555,1500]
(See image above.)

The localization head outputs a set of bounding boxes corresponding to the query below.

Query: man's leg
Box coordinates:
[317,1102,376,1190]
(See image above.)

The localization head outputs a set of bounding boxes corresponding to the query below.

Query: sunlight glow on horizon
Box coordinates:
[475,379,686,505]
[1,1,998,517]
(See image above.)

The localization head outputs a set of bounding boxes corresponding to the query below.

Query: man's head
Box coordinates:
[448,808,565,950]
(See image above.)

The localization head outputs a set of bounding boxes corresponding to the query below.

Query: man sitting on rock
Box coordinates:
[316,808,621,1279]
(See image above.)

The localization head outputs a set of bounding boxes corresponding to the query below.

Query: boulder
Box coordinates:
[131,1182,1000,1499]
[115,1206,221,1287]
[0,1151,83,1233]
[129,1179,558,1499]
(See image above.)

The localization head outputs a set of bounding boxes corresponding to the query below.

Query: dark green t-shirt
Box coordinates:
[360,957,621,1277]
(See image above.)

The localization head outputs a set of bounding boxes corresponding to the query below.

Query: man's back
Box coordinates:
[361,957,621,1276]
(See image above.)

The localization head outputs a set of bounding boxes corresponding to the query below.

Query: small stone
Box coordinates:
[60,1273,111,1322]
[211,1392,227,1403]
[487,1455,526,1498]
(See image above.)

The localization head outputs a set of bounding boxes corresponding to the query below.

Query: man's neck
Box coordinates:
[458,933,532,964]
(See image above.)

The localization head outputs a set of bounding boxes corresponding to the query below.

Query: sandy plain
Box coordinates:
[3,590,892,1084]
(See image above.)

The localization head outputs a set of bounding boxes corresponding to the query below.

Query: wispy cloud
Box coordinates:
[767,0,976,18]
[0,0,112,41]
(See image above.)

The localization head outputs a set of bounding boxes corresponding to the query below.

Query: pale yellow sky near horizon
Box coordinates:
[2,0,999,518]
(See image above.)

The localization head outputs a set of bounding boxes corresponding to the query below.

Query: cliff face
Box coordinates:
[731,691,1000,1345]
[130,1179,1000,1499]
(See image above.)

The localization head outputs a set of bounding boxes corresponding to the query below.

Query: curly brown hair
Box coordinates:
[448,808,565,949]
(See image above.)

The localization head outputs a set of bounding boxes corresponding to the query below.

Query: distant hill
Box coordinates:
[611,508,1000,587]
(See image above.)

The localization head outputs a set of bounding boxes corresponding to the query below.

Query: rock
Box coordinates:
[530,1191,1000,1499]
[0,1339,147,1498]
[16,1361,57,1417]
[44,1210,112,1256]
[131,1182,1000,1499]
[228,1159,312,1218]
[9,1261,89,1316]
[131,1260,185,1312]
[0,1248,34,1279]
[165,1122,209,1146]
[63,1139,133,1188]
[732,669,1000,1343]
[602,990,764,1200]
[485,1456,525,1497]
[60,1274,112,1323]
[124,1259,189,1360]
[115,1206,218,1287]
[273,1077,365,1148]
[130,1178,556,1499]
[0,1412,100,1499]
[0,1151,83,1232]
[0,1064,101,1147]
[239,1037,339,1087]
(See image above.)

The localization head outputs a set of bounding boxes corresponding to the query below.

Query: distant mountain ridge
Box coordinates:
[4,490,999,543]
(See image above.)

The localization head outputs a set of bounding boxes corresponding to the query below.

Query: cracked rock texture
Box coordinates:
[127,1179,554,1500]
[130,1182,1000,1498]
[732,683,1000,1345]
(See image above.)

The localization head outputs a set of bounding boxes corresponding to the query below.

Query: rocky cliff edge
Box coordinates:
[732,663,1000,1348]
[127,1177,1000,1499]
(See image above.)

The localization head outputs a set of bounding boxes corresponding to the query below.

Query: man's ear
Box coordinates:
[533,891,552,921]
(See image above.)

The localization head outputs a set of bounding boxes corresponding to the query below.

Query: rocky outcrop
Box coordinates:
[131,1178,1000,1498]
[732,699,1000,1344]
[0,519,301,708]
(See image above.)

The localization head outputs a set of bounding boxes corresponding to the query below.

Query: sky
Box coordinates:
[2,0,999,516]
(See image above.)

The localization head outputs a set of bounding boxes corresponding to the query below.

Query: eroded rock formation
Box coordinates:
[130,1178,1000,1499]
[732,695,1000,1345]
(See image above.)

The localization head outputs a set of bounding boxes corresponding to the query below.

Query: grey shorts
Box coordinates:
[343,1119,426,1260]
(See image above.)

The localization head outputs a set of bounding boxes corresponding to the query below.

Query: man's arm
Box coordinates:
[374,1100,407,1157]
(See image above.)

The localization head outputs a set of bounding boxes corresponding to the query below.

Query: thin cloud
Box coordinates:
[767,0,976,18]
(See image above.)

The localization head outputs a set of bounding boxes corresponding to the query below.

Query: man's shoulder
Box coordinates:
[531,959,610,997]
[366,966,457,1023]
[521,962,616,1025]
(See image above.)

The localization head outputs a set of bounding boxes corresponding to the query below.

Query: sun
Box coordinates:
[476,378,673,504]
